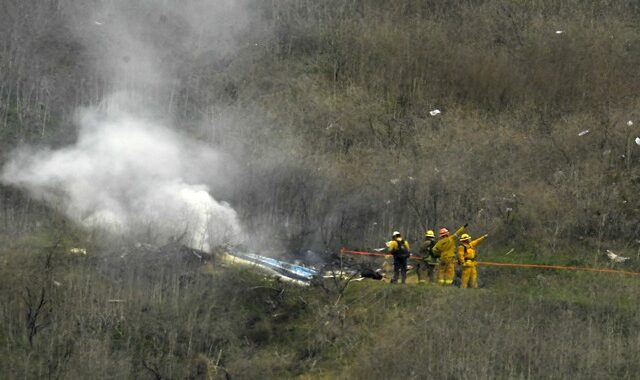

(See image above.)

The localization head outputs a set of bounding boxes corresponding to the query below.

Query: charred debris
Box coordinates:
[99,242,384,286]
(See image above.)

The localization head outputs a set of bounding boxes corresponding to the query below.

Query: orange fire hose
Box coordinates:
[339,248,640,277]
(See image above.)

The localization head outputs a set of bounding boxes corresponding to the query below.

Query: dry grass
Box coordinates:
[1,240,639,379]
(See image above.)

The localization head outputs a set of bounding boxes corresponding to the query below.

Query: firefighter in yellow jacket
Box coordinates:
[417,230,437,283]
[458,233,488,289]
[432,224,467,285]
[386,231,411,284]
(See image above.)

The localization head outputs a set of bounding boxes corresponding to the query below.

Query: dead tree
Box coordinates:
[23,286,49,347]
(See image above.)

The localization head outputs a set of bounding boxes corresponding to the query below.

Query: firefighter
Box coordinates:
[458,233,488,289]
[433,224,467,285]
[417,230,437,283]
[386,231,411,284]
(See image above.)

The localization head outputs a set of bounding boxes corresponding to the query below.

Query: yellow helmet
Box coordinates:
[425,230,435,238]
[460,233,471,241]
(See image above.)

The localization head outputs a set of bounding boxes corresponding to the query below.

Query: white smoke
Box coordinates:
[0,1,255,250]
[1,95,241,250]
[1,1,254,250]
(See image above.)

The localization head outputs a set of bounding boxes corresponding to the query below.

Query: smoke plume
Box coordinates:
[1,1,251,250]
[2,94,241,250]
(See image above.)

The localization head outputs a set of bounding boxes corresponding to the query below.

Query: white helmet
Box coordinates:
[392,231,401,237]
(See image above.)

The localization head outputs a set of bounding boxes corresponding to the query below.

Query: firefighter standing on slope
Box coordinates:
[458,233,488,289]
[387,231,411,284]
[417,230,438,283]
[433,224,467,285]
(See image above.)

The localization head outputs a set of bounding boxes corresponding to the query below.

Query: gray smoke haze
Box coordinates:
[1,1,251,250]
[80,0,250,93]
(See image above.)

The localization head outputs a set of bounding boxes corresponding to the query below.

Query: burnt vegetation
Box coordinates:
[1,0,640,378]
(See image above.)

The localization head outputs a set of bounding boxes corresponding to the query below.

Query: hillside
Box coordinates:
[1,0,640,378]
[1,0,639,251]
[1,236,639,378]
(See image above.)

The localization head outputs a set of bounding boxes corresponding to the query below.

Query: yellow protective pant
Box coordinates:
[437,257,455,285]
[461,263,478,289]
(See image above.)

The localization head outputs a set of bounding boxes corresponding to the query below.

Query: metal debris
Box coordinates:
[606,250,629,263]
[429,109,441,116]
[223,251,317,286]
[578,130,590,137]
[322,269,358,279]
[69,247,87,255]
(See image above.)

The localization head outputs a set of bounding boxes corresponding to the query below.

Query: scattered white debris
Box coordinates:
[506,207,513,213]
[94,20,104,25]
[606,250,629,263]
[555,30,564,34]
[135,242,155,250]
[408,176,415,181]
[627,120,633,126]
[322,270,358,279]
[578,130,590,137]
[69,247,87,255]
[429,109,441,116]
[635,137,640,145]
[603,149,611,156]
[504,248,515,256]
[52,280,62,287]
[390,178,400,185]
[373,248,386,252]
[385,200,391,205]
